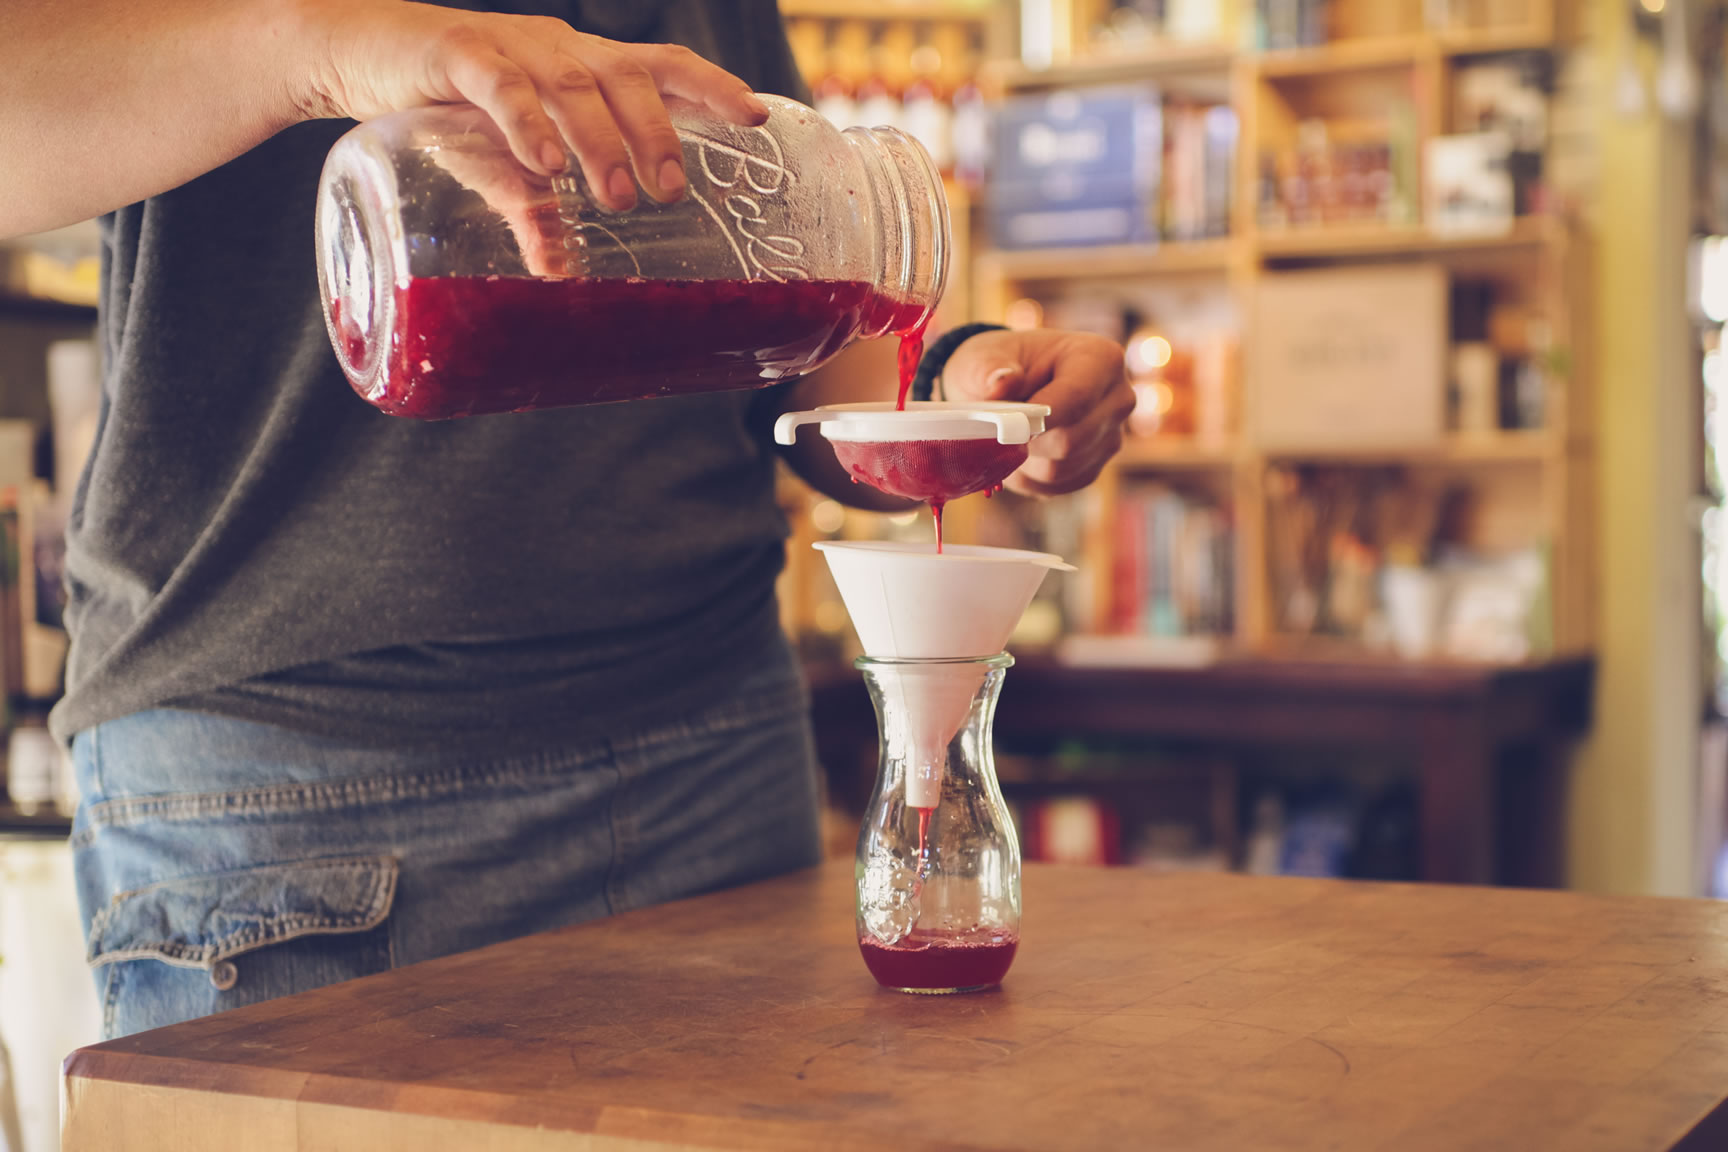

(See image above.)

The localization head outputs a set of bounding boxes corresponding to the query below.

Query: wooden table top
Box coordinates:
[64,863,1728,1152]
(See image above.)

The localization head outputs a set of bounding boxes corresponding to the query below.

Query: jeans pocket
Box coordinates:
[85,855,398,1039]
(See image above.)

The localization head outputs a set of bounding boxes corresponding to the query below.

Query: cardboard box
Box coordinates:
[1250,264,1448,449]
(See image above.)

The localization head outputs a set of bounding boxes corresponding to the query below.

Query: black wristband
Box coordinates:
[910,323,1009,402]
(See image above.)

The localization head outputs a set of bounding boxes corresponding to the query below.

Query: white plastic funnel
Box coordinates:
[816,541,1074,807]
[814,541,1073,659]
[877,660,995,808]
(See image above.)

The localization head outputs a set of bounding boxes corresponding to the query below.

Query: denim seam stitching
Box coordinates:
[72,758,588,842]
[90,918,381,970]
[101,963,119,1039]
[100,857,391,909]
[73,688,808,841]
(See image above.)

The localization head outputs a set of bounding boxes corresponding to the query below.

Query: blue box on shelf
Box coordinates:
[987,87,1163,250]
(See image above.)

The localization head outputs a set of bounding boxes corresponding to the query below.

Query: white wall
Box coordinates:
[0,837,100,1152]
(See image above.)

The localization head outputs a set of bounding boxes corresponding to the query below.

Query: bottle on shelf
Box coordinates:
[936,22,989,192]
[784,18,829,98]
[900,27,955,175]
[855,22,915,133]
[814,21,871,133]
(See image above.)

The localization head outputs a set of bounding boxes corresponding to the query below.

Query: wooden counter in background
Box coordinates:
[809,655,1595,886]
[65,862,1728,1151]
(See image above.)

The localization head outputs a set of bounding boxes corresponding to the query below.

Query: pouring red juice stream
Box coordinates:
[830,316,1025,553]
[850,321,1022,992]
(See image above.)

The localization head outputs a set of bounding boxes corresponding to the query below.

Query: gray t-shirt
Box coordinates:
[50,1,812,752]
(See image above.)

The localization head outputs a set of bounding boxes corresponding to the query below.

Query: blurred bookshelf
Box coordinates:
[780,0,994,19]
[782,0,1591,661]
[0,801,71,837]
[984,42,1236,92]
[781,0,1594,883]
[977,238,1235,281]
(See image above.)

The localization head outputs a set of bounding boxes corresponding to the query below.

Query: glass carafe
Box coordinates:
[855,654,1021,994]
[315,95,948,418]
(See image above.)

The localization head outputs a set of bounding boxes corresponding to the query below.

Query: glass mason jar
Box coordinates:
[855,654,1021,994]
[315,95,949,418]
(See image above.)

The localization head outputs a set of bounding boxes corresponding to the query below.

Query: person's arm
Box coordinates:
[0,0,770,239]
[768,335,912,512]
[770,327,1134,508]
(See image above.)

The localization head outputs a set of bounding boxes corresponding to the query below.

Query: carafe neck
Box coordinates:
[856,654,1011,802]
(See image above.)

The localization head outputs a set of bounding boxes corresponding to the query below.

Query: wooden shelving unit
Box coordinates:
[756,1,1596,883]
[778,0,990,19]
[985,42,1235,93]
[955,2,1589,665]
[776,0,1590,670]
[0,801,72,837]
[1256,216,1556,259]
[977,238,1235,282]
[1116,437,1238,470]
[1261,429,1558,465]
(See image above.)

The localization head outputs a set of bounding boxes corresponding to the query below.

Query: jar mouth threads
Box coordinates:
[846,126,950,340]
[316,148,398,404]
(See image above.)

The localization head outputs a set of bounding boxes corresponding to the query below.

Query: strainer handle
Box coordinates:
[966,410,1033,444]
[772,410,824,445]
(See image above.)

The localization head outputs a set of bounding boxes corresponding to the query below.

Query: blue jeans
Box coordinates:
[70,649,821,1039]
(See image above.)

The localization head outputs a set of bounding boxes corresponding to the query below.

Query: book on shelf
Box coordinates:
[987,86,1234,250]
[1253,0,1328,51]
[1162,100,1237,243]
[1257,107,1420,232]
[0,482,69,705]
[1017,795,1123,867]
[1109,482,1234,640]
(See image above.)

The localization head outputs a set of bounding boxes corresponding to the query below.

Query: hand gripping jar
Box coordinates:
[315,95,949,418]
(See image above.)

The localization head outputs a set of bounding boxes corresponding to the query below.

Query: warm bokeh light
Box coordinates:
[1004,297,1044,330]
[810,498,846,534]
[1128,380,1174,436]
[1125,330,1173,376]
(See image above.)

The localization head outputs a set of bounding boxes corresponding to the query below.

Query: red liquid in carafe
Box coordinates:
[859,933,1019,991]
[340,276,911,419]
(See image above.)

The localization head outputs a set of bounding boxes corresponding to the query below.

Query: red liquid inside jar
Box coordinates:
[341,276,913,419]
[859,933,1019,992]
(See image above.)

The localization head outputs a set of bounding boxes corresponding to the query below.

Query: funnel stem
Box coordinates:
[913,805,935,897]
